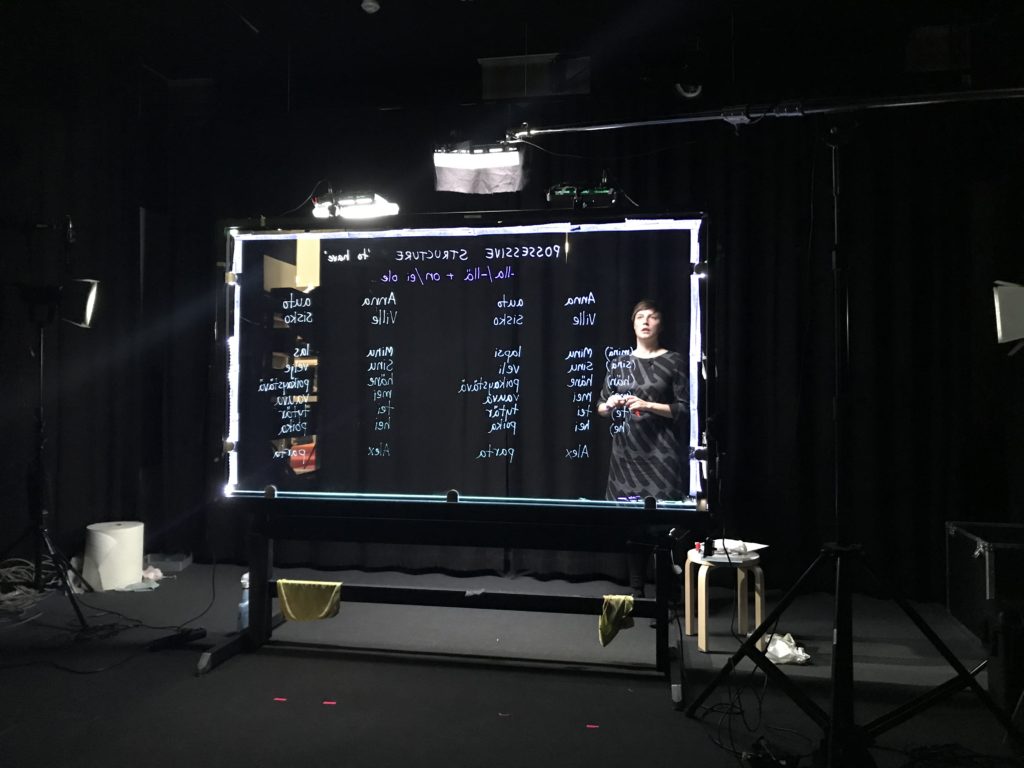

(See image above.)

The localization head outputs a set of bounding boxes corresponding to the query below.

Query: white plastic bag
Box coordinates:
[765,632,811,665]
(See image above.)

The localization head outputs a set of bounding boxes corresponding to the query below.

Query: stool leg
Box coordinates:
[753,566,766,651]
[697,564,710,652]
[684,559,695,636]
[736,567,750,636]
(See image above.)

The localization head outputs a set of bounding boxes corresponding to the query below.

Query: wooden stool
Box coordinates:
[684,548,765,652]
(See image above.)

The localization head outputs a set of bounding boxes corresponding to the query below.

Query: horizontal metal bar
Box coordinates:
[269,580,658,618]
[259,640,662,676]
[514,87,1024,139]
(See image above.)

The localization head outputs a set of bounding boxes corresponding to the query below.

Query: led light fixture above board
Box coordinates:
[312,193,399,219]
[433,145,523,194]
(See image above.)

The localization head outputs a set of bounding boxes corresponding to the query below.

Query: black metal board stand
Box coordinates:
[198,496,704,705]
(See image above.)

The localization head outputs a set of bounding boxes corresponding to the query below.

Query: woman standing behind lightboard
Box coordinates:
[597,299,688,595]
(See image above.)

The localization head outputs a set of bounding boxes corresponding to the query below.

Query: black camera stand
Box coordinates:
[1,321,93,631]
[685,541,1023,765]
[685,126,1023,765]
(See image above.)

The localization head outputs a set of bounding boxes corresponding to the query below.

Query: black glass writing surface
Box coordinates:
[224,214,704,505]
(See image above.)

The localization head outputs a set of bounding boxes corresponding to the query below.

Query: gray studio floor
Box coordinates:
[1,561,1021,768]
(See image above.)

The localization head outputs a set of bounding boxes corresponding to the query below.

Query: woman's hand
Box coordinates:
[623,395,646,414]
[624,396,671,418]
[599,394,627,416]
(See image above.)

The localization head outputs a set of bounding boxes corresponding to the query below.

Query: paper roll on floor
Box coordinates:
[82,521,144,590]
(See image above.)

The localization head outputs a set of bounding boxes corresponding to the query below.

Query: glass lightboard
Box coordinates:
[222,213,705,508]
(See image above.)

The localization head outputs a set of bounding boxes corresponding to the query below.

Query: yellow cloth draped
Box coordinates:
[598,594,635,647]
[277,579,342,621]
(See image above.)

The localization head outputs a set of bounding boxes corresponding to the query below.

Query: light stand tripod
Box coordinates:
[2,298,93,631]
[685,125,1024,764]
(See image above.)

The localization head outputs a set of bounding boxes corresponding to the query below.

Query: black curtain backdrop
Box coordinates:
[2,59,1022,599]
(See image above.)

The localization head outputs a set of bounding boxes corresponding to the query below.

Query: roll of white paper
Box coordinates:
[82,521,144,591]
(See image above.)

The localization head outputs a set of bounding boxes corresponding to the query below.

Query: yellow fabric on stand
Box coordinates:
[277,579,342,621]
[598,594,635,647]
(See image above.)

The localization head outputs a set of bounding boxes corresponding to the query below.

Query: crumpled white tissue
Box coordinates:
[765,632,811,665]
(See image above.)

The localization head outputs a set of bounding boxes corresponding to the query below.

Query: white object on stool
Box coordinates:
[684,547,765,653]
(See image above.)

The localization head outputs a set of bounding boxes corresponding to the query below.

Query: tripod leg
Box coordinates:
[866,571,1024,748]
[827,548,871,766]
[40,530,89,631]
[866,661,987,736]
[58,549,97,593]
[1011,688,1024,735]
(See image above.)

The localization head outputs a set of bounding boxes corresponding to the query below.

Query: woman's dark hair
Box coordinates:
[630,298,662,324]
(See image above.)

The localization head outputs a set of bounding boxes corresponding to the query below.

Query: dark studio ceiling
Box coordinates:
[4,1,1024,120]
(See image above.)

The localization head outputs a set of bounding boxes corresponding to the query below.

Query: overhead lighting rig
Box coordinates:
[312,192,399,219]
[545,182,619,210]
[433,144,523,193]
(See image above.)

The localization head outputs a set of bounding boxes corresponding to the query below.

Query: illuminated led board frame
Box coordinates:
[223,217,704,507]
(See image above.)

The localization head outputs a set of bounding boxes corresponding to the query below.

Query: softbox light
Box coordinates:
[434,146,524,194]
[993,281,1024,344]
[16,278,99,328]
[61,278,99,328]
